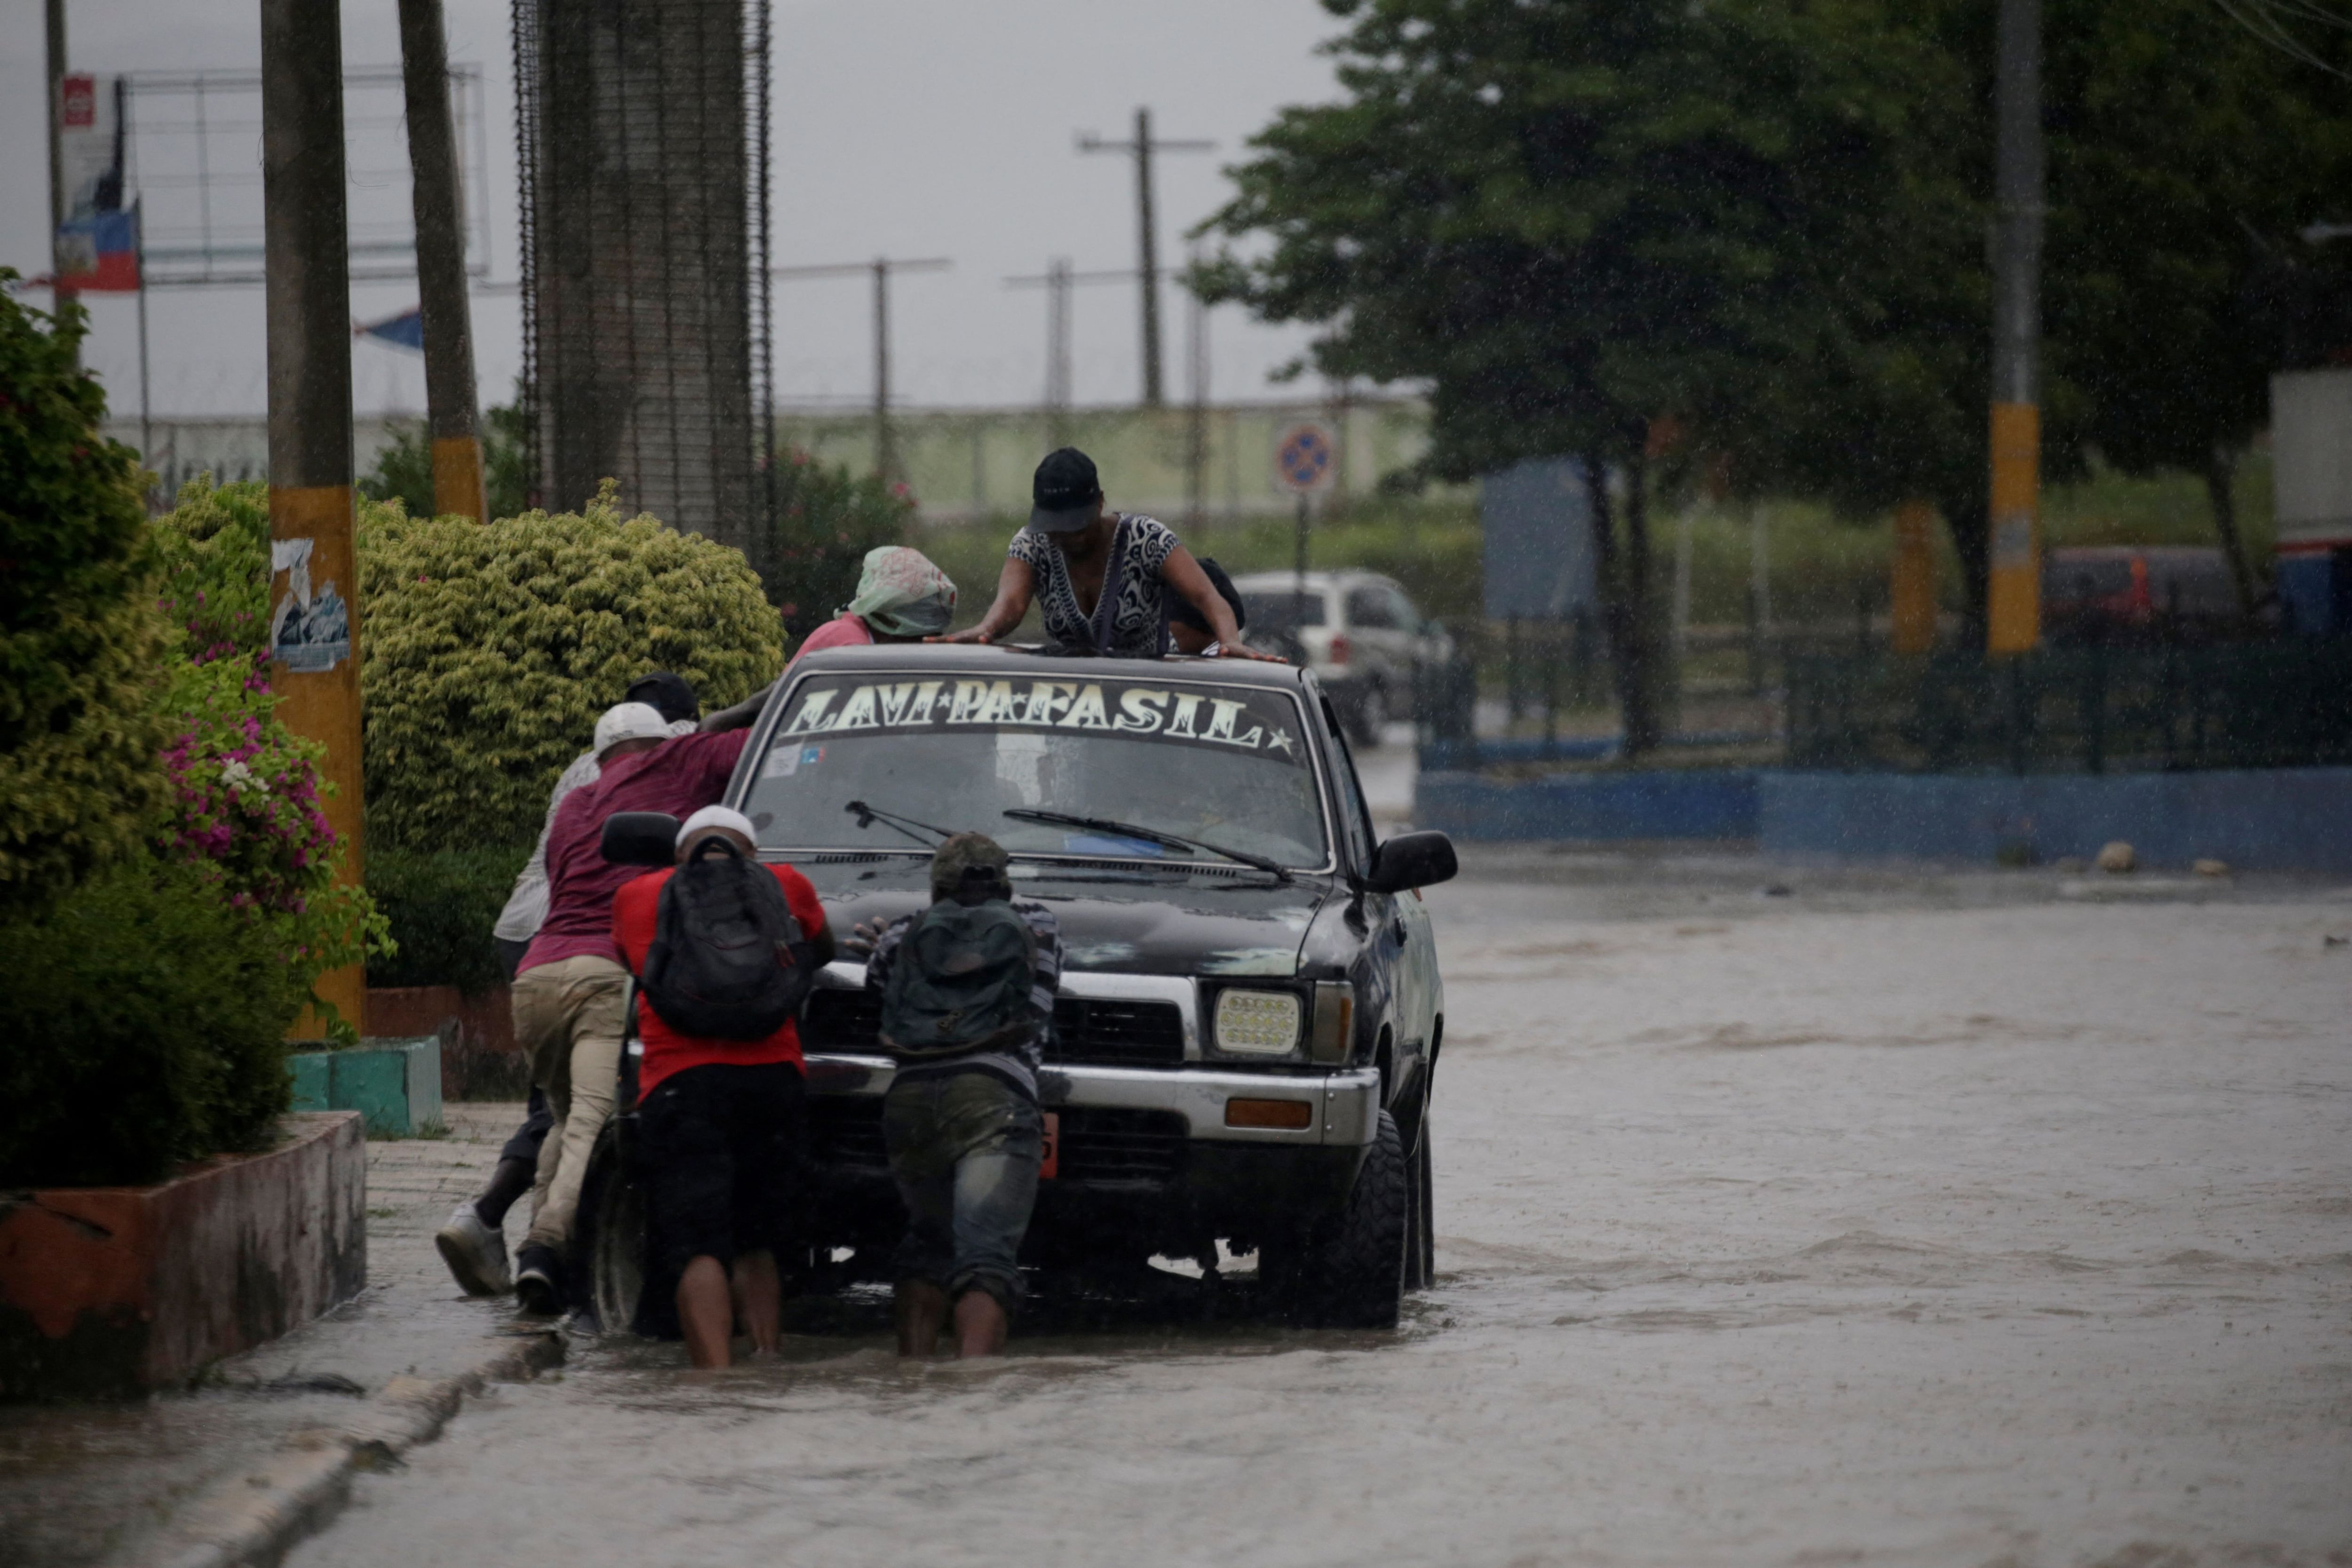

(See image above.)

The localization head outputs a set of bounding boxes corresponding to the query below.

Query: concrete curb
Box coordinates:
[137,1327,564,1568]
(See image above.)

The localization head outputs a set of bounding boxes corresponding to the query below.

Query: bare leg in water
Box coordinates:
[954,1288,1009,1358]
[895,1280,948,1357]
[680,1251,782,1368]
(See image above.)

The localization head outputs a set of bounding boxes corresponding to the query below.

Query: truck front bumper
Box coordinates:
[801,1054,1383,1150]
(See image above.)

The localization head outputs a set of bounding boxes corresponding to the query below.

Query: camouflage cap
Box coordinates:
[930,832,1011,900]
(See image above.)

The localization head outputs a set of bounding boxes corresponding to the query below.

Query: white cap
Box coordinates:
[593,701,673,760]
[676,804,757,848]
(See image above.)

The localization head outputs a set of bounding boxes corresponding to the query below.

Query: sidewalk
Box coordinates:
[0,1103,544,1568]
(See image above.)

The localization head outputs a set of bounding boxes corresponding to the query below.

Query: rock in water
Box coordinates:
[2096,841,2137,874]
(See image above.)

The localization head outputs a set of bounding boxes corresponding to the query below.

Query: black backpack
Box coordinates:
[640,838,816,1041]
[877,899,1039,1059]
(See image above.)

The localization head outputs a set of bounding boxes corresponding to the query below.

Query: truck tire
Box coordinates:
[1296,1110,1408,1329]
[573,1122,648,1337]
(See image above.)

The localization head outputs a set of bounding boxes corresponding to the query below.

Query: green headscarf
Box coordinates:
[842,546,958,637]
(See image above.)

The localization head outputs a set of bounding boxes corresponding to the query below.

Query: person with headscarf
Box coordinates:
[700,548,960,734]
[792,546,959,661]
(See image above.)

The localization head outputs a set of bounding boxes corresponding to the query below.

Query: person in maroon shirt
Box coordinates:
[509,703,756,1315]
[614,806,833,1367]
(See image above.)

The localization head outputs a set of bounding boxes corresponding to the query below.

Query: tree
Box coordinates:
[2044,0,2352,614]
[1198,0,1976,747]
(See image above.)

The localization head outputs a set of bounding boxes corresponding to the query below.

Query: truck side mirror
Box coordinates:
[1366,830,1457,894]
[601,811,682,867]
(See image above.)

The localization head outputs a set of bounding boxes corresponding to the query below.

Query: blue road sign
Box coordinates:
[1274,422,1337,493]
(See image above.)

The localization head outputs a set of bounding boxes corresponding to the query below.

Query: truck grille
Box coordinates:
[803,1098,1187,1185]
[801,988,1187,1068]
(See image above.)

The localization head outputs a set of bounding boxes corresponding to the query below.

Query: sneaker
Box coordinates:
[514,1244,563,1317]
[434,1202,512,1297]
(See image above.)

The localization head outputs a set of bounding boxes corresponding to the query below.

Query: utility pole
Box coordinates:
[773,256,949,484]
[1184,253,1210,540]
[1078,108,1211,407]
[1986,0,2044,654]
[398,0,485,522]
[45,0,75,358]
[262,0,366,1036]
[1005,259,1143,445]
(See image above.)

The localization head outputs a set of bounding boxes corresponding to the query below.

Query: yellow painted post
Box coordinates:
[430,434,486,523]
[1891,500,1938,654]
[1986,402,2041,654]
[268,488,367,1036]
[264,0,366,1038]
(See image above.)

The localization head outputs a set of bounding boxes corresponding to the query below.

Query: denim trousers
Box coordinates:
[881,1069,1042,1308]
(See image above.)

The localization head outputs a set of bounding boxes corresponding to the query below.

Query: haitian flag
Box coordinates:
[55,74,138,292]
[56,205,140,293]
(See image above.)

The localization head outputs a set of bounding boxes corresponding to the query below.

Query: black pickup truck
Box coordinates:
[578,644,1455,1329]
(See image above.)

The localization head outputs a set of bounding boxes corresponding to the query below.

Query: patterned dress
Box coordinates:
[1006,513,1182,658]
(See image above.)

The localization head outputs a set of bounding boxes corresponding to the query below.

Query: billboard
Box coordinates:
[1480,456,1597,621]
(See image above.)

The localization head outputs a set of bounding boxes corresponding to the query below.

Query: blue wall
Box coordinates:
[1416,764,2352,872]
[1417,768,1760,842]
[1758,768,2352,872]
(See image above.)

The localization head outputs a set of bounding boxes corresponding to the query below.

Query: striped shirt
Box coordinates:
[862,899,1061,1100]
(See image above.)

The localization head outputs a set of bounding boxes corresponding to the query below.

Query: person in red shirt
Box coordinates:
[510,706,759,1315]
[614,806,834,1368]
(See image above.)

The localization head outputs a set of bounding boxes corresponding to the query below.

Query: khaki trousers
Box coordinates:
[512,954,629,1257]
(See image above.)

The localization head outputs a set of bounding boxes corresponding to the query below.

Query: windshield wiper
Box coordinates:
[844,800,955,848]
[1001,808,1292,883]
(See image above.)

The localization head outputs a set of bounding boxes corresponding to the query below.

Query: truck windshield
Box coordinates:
[743,671,1329,868]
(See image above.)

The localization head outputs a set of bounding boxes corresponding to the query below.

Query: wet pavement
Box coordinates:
[271,851,2352,1568]
[0,1103,540,1568]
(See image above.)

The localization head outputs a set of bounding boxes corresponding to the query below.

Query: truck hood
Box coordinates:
[791,855,1335,978]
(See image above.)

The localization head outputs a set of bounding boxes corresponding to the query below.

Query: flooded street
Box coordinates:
[288,854,2352,1568]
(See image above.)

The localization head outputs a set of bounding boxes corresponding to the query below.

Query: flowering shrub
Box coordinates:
[151,480,390,1034]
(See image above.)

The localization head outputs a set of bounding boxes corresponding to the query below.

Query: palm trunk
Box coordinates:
[2204,447,2257,620]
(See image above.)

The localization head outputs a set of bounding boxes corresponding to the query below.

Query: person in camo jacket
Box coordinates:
[854,835,1062,1358]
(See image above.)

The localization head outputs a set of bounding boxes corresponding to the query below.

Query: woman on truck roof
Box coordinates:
[936,447,1278,661]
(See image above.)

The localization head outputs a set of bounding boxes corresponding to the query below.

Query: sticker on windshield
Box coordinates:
[772,677,1306,765]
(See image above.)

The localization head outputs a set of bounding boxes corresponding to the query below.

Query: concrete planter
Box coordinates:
[287,1036,443,1137]
[0,1112,366,1399]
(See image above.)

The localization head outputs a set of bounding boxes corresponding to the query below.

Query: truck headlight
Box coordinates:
[1212,988,1302,1055]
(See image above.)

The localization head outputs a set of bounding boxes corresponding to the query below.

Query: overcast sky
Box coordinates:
[0,0,1348,419]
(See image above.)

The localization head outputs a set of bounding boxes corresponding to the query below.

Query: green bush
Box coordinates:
[358,482,785,849]
[748,449,916,640]
[0,857,308,1187]
[366,843,530,994]
[0,279,171,913]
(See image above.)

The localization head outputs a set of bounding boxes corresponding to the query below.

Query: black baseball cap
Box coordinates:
[1030,447,1104,533]
[625,670,699,724]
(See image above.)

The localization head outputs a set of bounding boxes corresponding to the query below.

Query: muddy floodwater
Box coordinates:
[288,855,2352,1568]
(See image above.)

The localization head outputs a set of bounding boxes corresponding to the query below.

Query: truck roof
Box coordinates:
[786,641,1316,694]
